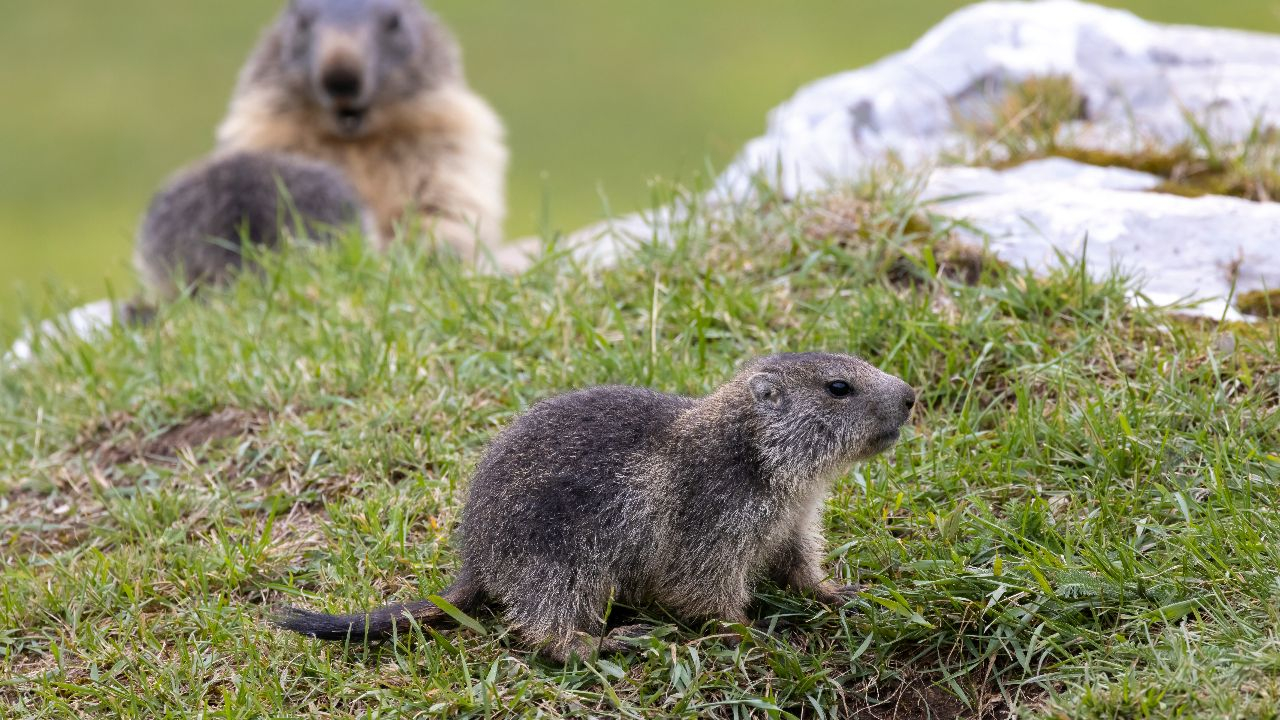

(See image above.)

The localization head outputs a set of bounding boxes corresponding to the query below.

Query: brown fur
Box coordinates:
[216,1,522,270]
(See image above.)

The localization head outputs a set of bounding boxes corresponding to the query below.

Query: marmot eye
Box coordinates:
[826,381,853,398]
[385,13,402,32]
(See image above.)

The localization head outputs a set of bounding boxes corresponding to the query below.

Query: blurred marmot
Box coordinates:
[277,353,916,663]
[216,0,518,269]
[135,150,367,302]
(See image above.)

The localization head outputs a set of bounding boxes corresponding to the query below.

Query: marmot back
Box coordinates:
[277,353,917,663]
[216,0,517,270]
[135,151,366,301]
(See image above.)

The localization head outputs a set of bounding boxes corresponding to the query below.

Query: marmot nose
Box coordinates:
[901,387,916,415]
[322,67,363,101]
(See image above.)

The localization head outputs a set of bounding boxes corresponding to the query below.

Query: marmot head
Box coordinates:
[266,0,462,138]
[738,352,916,481]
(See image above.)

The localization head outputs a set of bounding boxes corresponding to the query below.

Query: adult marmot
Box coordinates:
[216,0,516,269]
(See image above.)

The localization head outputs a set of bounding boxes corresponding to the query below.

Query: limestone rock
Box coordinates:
[922,159,1279,320]
[720,0,1280,197]
[6,299,118,365]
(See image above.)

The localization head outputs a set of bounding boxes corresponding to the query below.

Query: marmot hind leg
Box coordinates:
[500,566,636,663]
[534,623,655,665]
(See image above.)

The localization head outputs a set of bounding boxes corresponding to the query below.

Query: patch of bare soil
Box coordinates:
[851,681,974,720]
[1,462,106,557]
[89,408,263,467]
[0,648,89,707]
[1,408,267,557]
[842,666,1022,720]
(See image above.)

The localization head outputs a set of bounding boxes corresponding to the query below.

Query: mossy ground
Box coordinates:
[1236,289,1280,319]
[2,177,1279,718]
[960,74,1280,204]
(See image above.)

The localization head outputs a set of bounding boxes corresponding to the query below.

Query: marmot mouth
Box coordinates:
[335,107,368,134]
[870,427,902,450]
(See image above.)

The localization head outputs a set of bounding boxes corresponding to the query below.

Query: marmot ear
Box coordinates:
[749,372,788,411]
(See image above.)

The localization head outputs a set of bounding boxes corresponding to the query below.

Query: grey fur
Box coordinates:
[238,0,461,137]
[134,151,366,300]
[277,353,916,663]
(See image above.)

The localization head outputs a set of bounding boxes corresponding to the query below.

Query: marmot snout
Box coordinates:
[267,0,461,141]
[277,352,915,664]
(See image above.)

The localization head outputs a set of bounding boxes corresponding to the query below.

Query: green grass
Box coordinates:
[3,1,1279,327]
[2,171,1279,717]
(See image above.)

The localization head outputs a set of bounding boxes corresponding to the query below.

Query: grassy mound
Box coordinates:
[2,181,1278,718]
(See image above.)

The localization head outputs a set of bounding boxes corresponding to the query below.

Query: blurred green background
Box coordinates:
[2,1,1277,326]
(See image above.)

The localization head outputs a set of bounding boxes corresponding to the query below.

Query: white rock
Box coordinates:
[5,299,118,366]
[921,159,1278,320]
[925,157,1163,194]
[563,208,685,268]
[716,0,1280,317]
[720,0,1280,198]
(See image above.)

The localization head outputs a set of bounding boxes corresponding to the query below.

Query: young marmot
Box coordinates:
[134,151,367,301]
[277,352,916,663]
[216,0,515,269]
